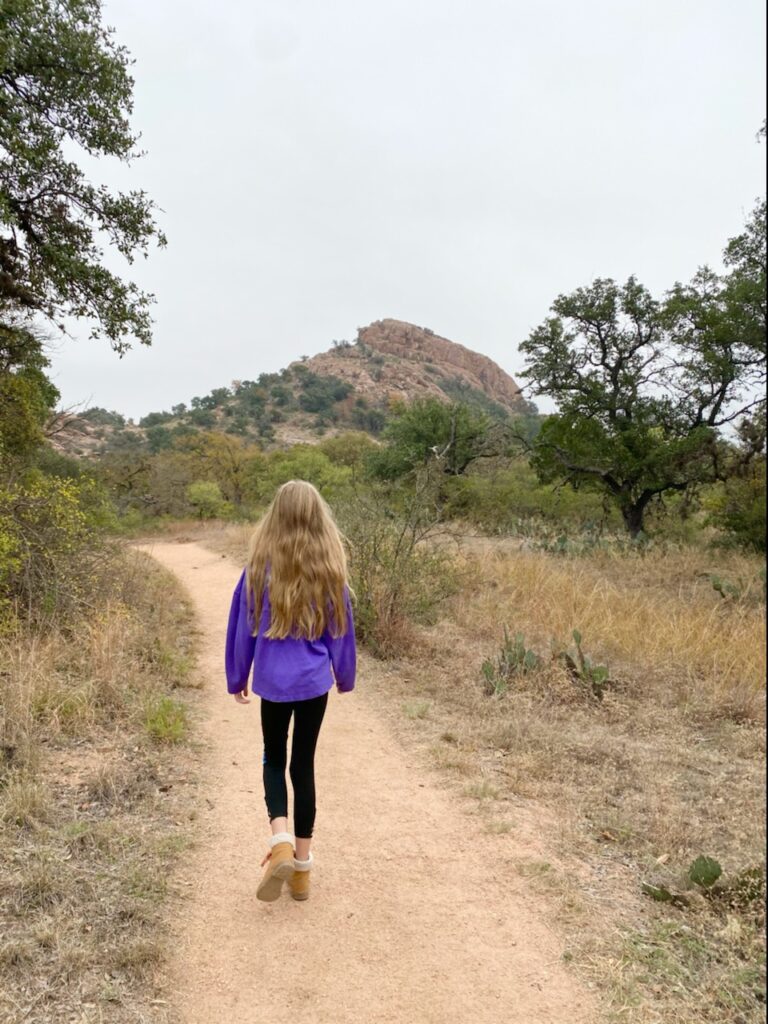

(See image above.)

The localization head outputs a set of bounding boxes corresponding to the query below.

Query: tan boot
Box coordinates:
[257,837,295,902]
[288,854,312,901]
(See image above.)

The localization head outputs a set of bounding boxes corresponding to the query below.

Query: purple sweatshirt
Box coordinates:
[225,569,356,702]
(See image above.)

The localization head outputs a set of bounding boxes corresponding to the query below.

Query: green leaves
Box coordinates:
[0,322,59,461]
[520,204,767,537]
[0,0,164,351]
[368,398,497,480]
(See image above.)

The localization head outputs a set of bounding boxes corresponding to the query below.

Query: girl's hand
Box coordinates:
[233,685,251,704]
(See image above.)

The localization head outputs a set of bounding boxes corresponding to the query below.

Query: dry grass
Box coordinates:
[456,544,765,716]
[364,539,766,1024]
[0,548,201,1024]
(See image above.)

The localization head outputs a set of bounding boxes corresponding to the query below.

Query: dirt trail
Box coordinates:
[142,541,597,1024]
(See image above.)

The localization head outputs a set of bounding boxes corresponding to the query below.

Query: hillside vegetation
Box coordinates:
[50,318,537,459]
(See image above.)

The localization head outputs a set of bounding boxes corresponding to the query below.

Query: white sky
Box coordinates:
[48,0,766,420]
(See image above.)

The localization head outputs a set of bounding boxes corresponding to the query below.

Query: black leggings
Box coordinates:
[260,692,328,839]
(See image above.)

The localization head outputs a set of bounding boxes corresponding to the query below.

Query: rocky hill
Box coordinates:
[302,319,526,415]
[50,319,534,458]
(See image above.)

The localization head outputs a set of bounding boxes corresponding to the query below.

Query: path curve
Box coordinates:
[142,541,597,1024]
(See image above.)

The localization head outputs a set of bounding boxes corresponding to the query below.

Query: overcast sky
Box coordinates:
[48,0,766,421]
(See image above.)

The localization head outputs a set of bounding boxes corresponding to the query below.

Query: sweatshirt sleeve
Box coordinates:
[225,569,257,694]
[323,587,356,692]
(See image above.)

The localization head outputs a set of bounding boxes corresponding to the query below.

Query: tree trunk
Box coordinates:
[621,500,647,538]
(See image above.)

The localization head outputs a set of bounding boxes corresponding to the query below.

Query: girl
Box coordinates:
[224,480,356,903]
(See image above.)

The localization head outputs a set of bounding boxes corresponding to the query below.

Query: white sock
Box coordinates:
[294,852,313,871]
[269,831,293,848]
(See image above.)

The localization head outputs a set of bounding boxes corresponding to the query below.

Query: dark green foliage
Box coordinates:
[0,323,59,460]
[208,387,231,407]
[30,445,85,480]
[368,398,505,479]
[81,407,125,428]
[190,394,218,411]
[106,429,144,451]
[270,385,291,407]
[706,460,766,552]
[296,370,352,413]
[189,408,215,428]
[139,411,172,428]
[350,405,386,435]
[520,205,766,537]
[0,0,165,351]
[441,461,615,535]
[145,425,172,453]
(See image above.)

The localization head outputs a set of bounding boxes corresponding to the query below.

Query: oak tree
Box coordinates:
[0,0,165,352]
[520,203,766,536]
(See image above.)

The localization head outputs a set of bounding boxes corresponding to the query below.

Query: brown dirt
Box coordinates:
[141,540,597,1024]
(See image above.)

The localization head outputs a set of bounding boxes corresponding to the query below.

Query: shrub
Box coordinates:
[189,408,215,428]
[319,432,379,468]
[138,411,172,428]
[296,371,352,413]
[337,475,460,657]
[246,446,351,504]
[704,465,766,552]
[441,463,615,534]
[186,480,225,519]
[81,407,125,428]
[0,476,112,626]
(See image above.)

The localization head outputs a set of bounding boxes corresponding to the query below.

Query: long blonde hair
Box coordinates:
[246,480,350,640]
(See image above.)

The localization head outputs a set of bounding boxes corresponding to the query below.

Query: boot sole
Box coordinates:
[290,888,310,901]
[256,858,295,902]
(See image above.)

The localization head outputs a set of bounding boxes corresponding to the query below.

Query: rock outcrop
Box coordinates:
[299,318,527,416]
[359,319,524,411]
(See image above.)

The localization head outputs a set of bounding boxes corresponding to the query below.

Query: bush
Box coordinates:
[319,432,379,468]
[0,476,113,626]
[337,475,460,657]
[139,411,172,428]
[189,408,215,428]
[441,462,616,534]
[186,481,225,519]
[246,446,351,504]
[80,407,125,428]
[704,465,766,552]
[296,371,352,413]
